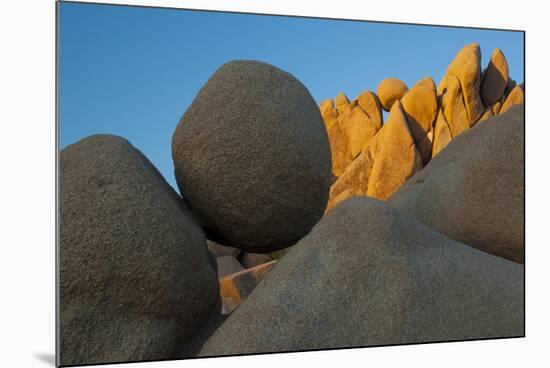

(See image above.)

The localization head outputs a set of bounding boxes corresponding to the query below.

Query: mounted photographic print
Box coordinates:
[57,1,525,366]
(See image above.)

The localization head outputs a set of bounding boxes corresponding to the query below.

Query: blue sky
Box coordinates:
[59,2,524,190]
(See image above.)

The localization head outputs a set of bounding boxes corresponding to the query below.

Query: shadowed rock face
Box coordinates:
[390,105,524,263]
[59,135,220,366]
[172,60,332,253]
[481,48,509,106]
[198,197,523,356]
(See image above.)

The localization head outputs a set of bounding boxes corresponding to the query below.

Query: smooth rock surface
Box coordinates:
[326,121,352,177]
[439,74,471,137]
[441,43,484,124]
[60,135,219,365]
[339,101,380,159]
[367,101,423,200]
[172,60,332,253]
[431,109,453,157]
[325,128,381,211]
[401,84,438,164]
[401,84,438,133]
[199,197,524,356]
[492,101,502,115]
[390,105,524,263]
[357,91,383,128]
[377,77,409,111]
[414,76,436,91]
[500,85,525,114]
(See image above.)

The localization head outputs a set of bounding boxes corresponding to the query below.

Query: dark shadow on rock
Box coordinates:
[481,59,508,107]
[404,113,432,165]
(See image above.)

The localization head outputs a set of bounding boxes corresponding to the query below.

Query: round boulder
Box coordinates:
[377,77,409,111]
[172,60,332,253]
[60,135,220,366]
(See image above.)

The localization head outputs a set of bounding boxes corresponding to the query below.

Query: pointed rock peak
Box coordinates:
[335,92,350,114]
[366,100,423,200]
[414,77,436,92]
[320,98,334,111]
[456,43,481,58]
[385,100,412,136]
[357,90,383,128]
[320,98,339,127]
[442,43,484,124]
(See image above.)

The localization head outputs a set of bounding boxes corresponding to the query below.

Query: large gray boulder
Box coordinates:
[390,104,524,263]
[199,197,523,356]
[172,60,332,253]
[60,135,220,366]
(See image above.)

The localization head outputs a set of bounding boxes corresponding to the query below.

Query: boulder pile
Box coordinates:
[323,43,524,209]
[59,44,524,365]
